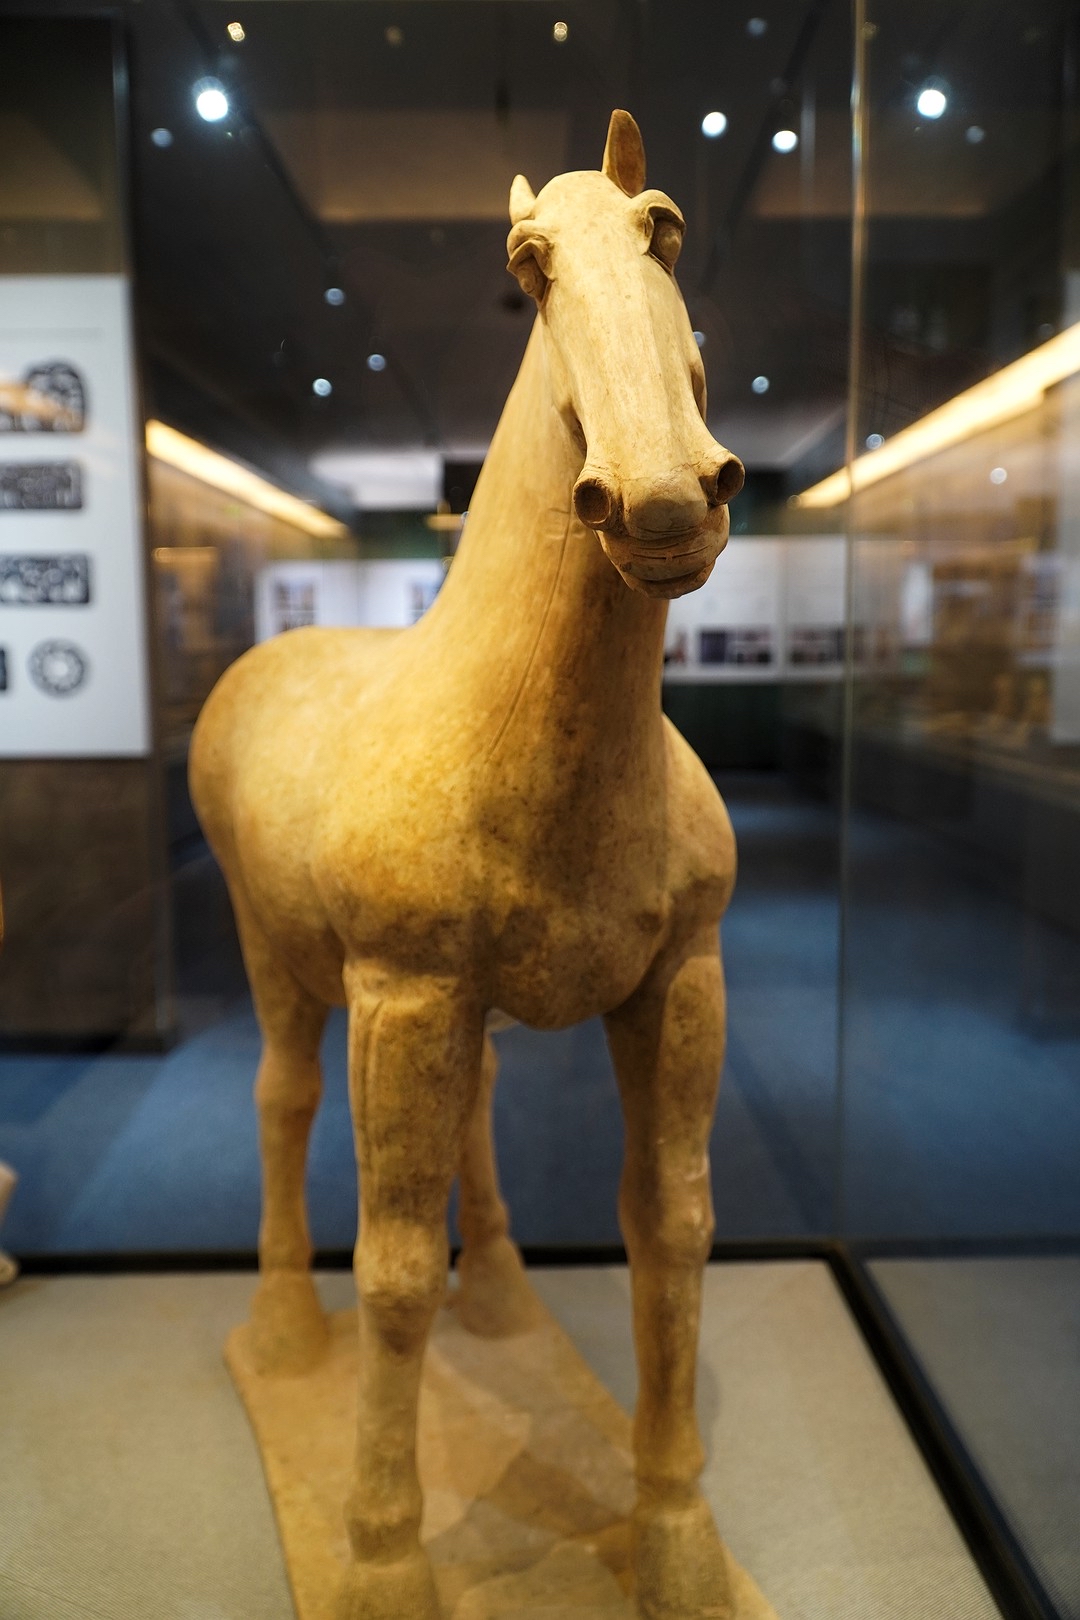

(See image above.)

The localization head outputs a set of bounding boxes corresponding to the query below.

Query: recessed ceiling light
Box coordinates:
[701,110,728,138]
[772,128,798,153]
[193,79,229,122]
[367,353,387,373]
[989,466,1007,484]
[692,331,706,347]
[226,21,245,42]
[747,17,768,35]
[385,25,404,46]
[324,287,345,307]
[752,375,770,394]
[866,432,885,450]
[916,85,947,119]
[312,377,332,397]
[553,21,569,42]
[150,127,173,148]
[966,124,985,144]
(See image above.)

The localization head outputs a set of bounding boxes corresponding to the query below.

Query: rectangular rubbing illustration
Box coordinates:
[0,462,83,511]
[788,626,844,665]
[0,364,87,433]
[0,554,91,604]
[699,627,774,666]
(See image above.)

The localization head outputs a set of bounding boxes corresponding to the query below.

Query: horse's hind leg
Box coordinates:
[455,1032,541,1336]
[232,887,330,1375]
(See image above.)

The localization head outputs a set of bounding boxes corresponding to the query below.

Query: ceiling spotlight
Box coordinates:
[553,20,569,42]
[324,287,346,307]
[150,127,173,148]
[385,25,404,46]
[193,79,229,122]
[226,21,245,42]
[966,124,985,144]
[771,128,798,153]
[366,353,387,373]
[751,375,770,394]
[989,466,1008,484]
[866,432,885,450]
[916,85,947,119]
[312,377,332,397]
[692,331,706,348]
[701,110,728,138]
[747,17,768,35]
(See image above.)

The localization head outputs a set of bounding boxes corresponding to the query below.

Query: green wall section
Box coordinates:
[662,683,783,770]
[355,511,444,559]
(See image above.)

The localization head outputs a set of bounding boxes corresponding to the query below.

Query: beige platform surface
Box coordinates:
[226,1288,776,1620]
[0,1262,1002,1620]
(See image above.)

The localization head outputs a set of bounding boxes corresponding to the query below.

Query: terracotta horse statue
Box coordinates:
[190,110,744,1620]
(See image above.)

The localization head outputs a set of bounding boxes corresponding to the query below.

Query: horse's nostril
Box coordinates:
[703,454,745,507]
[574,476,617,529]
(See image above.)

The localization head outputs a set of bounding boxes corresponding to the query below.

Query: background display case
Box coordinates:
[0,4,1077,1619]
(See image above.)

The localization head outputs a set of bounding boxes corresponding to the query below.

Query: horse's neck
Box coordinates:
[429,323,669,773]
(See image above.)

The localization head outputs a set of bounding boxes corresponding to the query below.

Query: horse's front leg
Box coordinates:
[338,965,483,1620]
[604,925,732,1620]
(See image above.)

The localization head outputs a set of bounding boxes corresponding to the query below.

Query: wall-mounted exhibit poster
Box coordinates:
[663,535,847,682]
[664,536,784,681]
[0,277,149,756]
[255,558,446,642]
[783,536,847,673]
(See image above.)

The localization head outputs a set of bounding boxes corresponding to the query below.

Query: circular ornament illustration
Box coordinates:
[28,639,88,696]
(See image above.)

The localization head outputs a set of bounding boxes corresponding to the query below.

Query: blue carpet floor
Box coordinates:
[2,773,1079,1254]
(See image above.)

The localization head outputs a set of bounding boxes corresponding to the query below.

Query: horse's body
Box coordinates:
[191,112,743,1620]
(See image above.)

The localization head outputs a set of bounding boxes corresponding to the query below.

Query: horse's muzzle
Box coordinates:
[598,503,731,598]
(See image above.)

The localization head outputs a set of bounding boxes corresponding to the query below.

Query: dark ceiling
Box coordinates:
[4,0,1074,513]
[126,0,856,494]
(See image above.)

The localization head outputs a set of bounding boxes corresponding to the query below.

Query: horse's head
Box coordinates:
[506,110,744,600]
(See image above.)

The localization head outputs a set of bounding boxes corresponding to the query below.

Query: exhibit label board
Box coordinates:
[0,276,150,756]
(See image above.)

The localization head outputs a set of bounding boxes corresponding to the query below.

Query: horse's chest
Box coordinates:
[486,879,668,1029]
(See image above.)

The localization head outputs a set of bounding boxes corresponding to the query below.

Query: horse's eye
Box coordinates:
[651,218,683,269]
[510,254,548,302]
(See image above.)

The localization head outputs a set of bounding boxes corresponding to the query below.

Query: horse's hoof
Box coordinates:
[455,1236,545,1338]
[248,1269,329,1376]
[336,1549,442,1620]
[633,1495,734,1620]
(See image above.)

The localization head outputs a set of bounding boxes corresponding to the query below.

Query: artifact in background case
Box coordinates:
[191,112,769,1620]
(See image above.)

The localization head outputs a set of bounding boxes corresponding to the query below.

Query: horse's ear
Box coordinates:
[509,173,537,224]
[602,109,646,197]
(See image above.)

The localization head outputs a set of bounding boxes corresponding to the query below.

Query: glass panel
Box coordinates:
[840,0,1080,1243]
[832,3,1080,1612]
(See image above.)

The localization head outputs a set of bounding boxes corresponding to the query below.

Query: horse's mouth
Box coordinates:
[621,556,718,598]
[599,516,728,598]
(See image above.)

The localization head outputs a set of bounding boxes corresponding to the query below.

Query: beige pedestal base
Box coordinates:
[226,1284,778,1620]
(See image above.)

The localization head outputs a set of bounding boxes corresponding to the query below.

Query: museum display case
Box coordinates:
[1,3,1077,1619]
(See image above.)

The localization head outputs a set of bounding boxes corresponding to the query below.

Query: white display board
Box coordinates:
[255,557,445,642]
[0,276,149,756]
[663,534,846,682]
